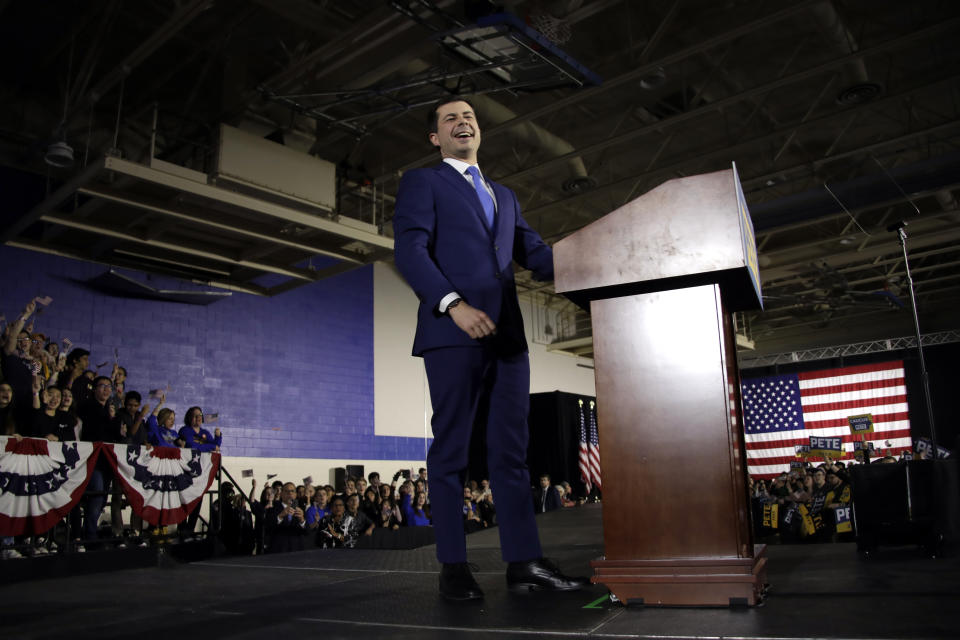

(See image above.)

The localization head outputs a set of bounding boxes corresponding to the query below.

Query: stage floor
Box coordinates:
[1,504,957,639]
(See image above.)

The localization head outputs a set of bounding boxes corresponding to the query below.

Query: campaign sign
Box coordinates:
[915,438,933,459]
[848,413,874,435]
[789,460,803,470]
[809,436,842,457]
[901,450,914,461]
[794,444,811,458]
[834,506,853,533]
[853,440,876,451]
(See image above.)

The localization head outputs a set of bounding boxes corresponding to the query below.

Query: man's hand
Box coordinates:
[448,301,496,339]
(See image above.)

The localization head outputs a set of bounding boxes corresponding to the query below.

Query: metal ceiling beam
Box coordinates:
[761,226,960,282]
[102,156,393,249]
[6,239,268,296]
[390,0,825,177]
[497,25,960,186]
[39,213,316,282]
[71,0,212,116]
[531,114,960,229]
[76,185,364,264]
[0,159,103,243]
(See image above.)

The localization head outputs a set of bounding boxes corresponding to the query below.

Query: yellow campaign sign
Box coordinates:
[848,413,875,435]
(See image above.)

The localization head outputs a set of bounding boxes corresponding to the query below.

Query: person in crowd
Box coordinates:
[59,348,91,405]
[533,474,562,513]
[477,492,497,527]
[144,392,185,448]
[2,300,40,428]
[0,382,18,437]
[368,471,381,493]
[178,406,221,452]
[306,488,331,532]
[112,389,150,546]
[415,478,430,505]
[356,477,368,498]
[397,478,415,525]
[345,494,375,539]
[410,491,432,526]
[463,486,484,533]
[264,482,308,553]
[318,496,361,549]
[296,485,308,510]
[57,387,79,441]
[177,406,221,538]
[360,487,380,524]
[251,481,276,555]
[379,492,401,529]
[75,375,119,550]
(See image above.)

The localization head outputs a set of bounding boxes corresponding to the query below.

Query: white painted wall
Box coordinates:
[226,264,597,485]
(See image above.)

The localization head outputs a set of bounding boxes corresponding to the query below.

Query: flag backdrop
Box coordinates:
[101,443,220,526]
[0,436,100,536]
[741,360,912,479]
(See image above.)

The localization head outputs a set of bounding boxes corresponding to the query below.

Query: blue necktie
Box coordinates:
[465,166,495,229]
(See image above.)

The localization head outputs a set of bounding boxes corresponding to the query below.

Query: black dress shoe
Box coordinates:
[506,558,589,593]
[439,562,484,601]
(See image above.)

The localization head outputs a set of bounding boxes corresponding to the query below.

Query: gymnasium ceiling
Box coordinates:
[1,0,958,360]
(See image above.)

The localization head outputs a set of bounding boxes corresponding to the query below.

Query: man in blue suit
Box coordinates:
[393,97,586,601]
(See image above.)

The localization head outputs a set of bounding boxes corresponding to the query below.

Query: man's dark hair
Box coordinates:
[65,348,90,369]
[92,375,112,388]
[540,473,551,480]
[426,96,477,134]
[125,390,142,404]
[368,471,380,482]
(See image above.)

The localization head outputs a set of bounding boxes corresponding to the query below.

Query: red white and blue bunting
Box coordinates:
[0,436,99,536]
[101,443,220,526]
[0,437,220,535]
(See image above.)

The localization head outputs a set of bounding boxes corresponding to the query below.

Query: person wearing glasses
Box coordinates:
[75,376,119,550]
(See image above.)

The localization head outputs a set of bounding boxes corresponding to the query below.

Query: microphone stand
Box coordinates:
[888,220,939,457]
[889,219,942,556]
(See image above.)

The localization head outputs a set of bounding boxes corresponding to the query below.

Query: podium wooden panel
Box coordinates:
[554,166,766,606]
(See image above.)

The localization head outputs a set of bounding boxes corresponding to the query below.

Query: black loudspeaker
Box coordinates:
[851,459,960,555]
[346,464,365,482]
[333,467,346,492]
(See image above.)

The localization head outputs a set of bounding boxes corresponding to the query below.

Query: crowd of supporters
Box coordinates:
[749,462,855,542]
[1,297,224,558]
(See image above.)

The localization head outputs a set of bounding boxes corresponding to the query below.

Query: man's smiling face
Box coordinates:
[429,100,480,162]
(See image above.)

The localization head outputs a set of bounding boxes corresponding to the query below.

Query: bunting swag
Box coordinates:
[0,436,100,536]
[101,444,220,526]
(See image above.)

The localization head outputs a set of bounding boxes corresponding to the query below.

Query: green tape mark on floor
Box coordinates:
[582,594,609,609]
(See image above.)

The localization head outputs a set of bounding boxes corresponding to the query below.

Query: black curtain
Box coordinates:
[526,391,596,498]
[466,390,595,497]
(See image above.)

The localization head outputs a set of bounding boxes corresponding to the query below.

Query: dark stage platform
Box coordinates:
[1,504,957,639]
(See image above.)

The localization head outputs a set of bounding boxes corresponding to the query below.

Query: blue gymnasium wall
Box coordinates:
[0,246,428,460]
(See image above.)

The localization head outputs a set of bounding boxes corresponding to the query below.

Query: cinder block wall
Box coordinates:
[0,246,429,464]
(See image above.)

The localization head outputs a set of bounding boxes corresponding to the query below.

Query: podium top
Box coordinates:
[553,165,762,311]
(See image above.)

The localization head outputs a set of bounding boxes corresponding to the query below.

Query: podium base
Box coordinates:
[591,544,768,607]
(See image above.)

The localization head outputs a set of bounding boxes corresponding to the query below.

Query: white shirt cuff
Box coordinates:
[438,292,462,313]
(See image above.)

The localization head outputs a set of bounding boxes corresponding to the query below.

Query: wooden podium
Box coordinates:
[553,164,767,606]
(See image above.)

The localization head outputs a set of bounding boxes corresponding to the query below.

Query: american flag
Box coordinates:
[587,400,602,490]
[577,399,591,493]
[742,360,912,479]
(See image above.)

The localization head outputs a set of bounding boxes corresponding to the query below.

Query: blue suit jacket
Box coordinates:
[393,162,554,356]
